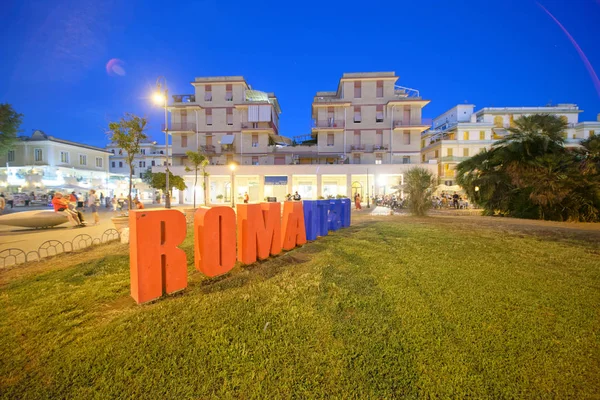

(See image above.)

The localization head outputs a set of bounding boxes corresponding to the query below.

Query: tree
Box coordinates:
[185,151,209,207]
[144,170,187,194]
[107,114,148,210]
[403,167,437,216]
[456,115,600,221]
[0,104,24,155]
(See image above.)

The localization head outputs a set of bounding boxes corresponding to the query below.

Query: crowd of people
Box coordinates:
[432,191,471,209]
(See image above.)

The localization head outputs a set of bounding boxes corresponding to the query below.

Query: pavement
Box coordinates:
[0,203,187,255]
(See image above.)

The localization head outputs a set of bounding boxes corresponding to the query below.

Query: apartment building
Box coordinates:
[309,72,431,165]
[0,130,112,194]
[421,104,600,189]
[107,139,171,179]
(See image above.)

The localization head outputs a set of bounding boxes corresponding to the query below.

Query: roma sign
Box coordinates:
[129,199,351,304]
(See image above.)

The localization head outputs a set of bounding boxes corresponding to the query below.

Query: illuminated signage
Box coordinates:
[129,199,351,304]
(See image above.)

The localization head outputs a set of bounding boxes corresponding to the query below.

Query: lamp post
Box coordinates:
[153,77,170,208]
[229,163,236,208]
[366,168,371,208]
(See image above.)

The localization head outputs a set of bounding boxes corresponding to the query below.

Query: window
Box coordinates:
[252,134,258,147]
[376,105,384,123]
[463,131,469,140]
[403,132,411,145]
[479,131,485,140]
[182,135,188,148]
[139,161,146,168]
[226,108,233,125]
[354,106,361,123]
[141,149,146,155]
[421,139,425,148]
[7,150,15,162]
[205,85,212,101]
[463,148,469,157]
[252,156,259,165]
[434,150,439,158]
[375,154,382,164]
[274,156,285,165]
[119,161,123,168]
[494,116,503,128]
[376,130,383,146]
[206,109,212,126]
[111,149,115,154]
[96,157,103,168]
[447,148,453,156]
[327,133,334,146]
[572,133,577,139]
[422,154,426,162]
[151,160,155,166]
[376,80,383,98]
[353,153,361,164]
[354,81,361,98]
[403,156,410,164]
[112,161,115,168]
[225,84,233,101]
[590,130,596,137]
[119,149,123,155]
[60,152,70,163]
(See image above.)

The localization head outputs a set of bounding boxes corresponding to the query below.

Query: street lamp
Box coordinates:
[229,163,236,208]
[153,76,170,208]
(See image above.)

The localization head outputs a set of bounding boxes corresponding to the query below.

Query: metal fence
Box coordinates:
[0,229,121,268]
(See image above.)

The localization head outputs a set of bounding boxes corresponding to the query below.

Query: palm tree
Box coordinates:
[402,167,437,216]
[185,151,209,208]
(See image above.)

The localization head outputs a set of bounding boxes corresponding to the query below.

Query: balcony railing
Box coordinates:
[221,144,235,153]
[393,118,432,128]
[172,94,196,103]
[350,145,366,152]
[311,120,345,129]
[241,121,275,130]
[200,145,216,154]
[440,156,469,162]
[162,122,196,131]
[372,145,389,152]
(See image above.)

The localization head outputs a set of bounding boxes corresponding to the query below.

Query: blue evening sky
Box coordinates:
[1,0,599,148]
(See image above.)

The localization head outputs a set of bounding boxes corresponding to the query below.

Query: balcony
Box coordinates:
[372,145,389,152]
[200,145,216,154]
[172,94,196,103]
[440,156,469,162]
[241,121,275,132]
[161,122,196,132]
[350,145,366,152]
[393,118,432,129]
[311,120,345,131]
[221,144,235,153]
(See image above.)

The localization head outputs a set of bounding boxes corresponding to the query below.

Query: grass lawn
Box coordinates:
[1,213,599,399]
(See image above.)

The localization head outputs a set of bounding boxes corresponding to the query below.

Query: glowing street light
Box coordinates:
[153,76,170,208]
[229,163,237,208]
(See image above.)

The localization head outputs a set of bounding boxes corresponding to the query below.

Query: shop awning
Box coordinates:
[264,176,288,185]
[220,135,235,145]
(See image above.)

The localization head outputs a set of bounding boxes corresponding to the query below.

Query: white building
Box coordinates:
[421,104,600,190]
[0,130,112,198]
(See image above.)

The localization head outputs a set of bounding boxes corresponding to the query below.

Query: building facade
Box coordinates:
[153,73,436,205]
[421,104,600,189]
[0,130,112,197]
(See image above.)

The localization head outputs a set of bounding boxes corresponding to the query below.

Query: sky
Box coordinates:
[1,0,599,148]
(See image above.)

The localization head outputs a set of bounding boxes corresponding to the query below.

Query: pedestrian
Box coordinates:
[100,192,104,203]
[0,194,5,215]
[6,192,13,208]
[452,191,459,209]
[243,192,249,204]
[112,196,118,212]
[88,189,100,225]
[293,191,301,201]
[134,198,145,209]
[354,193,362,210]
[52,192,83,227]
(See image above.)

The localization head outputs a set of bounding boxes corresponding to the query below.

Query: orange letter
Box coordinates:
[281,201,307,250]
[194,206,236,277]
[129,209,187,304]
[237,203,282,264]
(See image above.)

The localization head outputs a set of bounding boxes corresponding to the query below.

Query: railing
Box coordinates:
[162,122,196,131]
[311,120,345,128]
[440,156,469,162]
[221,144,235,152]
[241,121,274,130]
[372,145,389,151]
[394,118,432,128]
[172,94,196,103]
[200,145,216,153]
[313,97,347,104]
[350,145,366,152]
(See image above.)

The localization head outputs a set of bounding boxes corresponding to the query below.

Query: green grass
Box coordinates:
[1,215,599,399]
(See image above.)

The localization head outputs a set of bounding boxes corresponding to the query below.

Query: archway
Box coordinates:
[351,181,363,200]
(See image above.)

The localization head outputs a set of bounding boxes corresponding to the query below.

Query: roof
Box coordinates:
[18,131,111,154]
[475,106,582,115]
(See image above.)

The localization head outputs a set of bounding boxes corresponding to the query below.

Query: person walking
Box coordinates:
[354,193,362,210]
[243,192,249,204]
[112,196,118,212]
[6,192,13,209]
[452,192,459,209]
[0,194,5,215]
[88,189,100,225]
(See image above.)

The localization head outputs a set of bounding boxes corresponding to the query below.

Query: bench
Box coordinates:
[0,210,69,228]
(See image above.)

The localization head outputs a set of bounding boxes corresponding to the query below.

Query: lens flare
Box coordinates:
[106,58,126,76]
[537,2,600,99]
